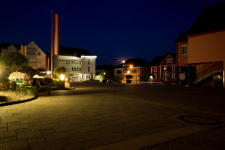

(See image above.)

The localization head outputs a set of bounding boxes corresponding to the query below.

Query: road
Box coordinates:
[0,83,225,150]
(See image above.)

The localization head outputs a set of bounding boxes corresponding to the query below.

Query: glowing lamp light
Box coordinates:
[150,75,153,80]
[47,71,51,75]
[127,70,130,74]
[129,64,134,69]
[103,72,106,75]
[59,74,65,81]
[217,75,221,79]
[122,60,125,63]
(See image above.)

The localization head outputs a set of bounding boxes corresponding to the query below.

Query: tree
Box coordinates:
[18,66,36,78]
[0,52,28,71]
[54,67,66,77]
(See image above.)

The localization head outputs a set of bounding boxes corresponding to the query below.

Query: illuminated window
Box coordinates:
[181,45,188,55]
[154,67,157,72]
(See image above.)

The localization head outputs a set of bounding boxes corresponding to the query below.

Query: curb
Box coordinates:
[0,94,38,107]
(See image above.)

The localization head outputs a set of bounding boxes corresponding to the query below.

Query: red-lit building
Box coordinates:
[150,53,177,83]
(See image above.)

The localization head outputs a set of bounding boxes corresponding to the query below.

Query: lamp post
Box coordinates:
[150,74,153,84]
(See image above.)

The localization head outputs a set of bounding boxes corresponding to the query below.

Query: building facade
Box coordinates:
[0,43,20,56]
[26,41,47,70]
[53,47,97,82]
[150,53,177,83]
[114,58,151,84]
[176,2,225,87]
[175,33,189,85]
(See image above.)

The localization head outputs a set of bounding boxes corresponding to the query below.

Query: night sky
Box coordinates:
[0,0,224,65]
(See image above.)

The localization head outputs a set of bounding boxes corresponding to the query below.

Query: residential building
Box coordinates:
[26,41,47,70]
[150,53,177,83]
[95,65,114,82]
[114,58,151,84]
[0,41,47,70]
[0,43,20,56]
[176,2,225,87]
[175,32,189,85]
[53,46,97,82]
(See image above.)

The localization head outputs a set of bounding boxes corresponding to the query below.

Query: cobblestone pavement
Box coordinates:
[0,83,225,150]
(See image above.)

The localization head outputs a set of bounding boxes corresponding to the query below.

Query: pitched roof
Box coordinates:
[175,2,225,43]
[187,2,225,35]
[59,46,91,57]
[0,42,20,50]
[175,31,188,43]
[150,52,175,66]
[150,56,165,66]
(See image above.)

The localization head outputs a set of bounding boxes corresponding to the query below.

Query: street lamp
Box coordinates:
[149,74,153,84]
[59,74,65,81]
[46,71,51,75]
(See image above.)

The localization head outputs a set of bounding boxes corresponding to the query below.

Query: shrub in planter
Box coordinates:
[42,77,53,86]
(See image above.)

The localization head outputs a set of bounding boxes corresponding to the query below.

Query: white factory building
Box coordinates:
[53,46,97,82]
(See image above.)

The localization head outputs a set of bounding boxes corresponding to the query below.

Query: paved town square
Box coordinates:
[1,83,225,150]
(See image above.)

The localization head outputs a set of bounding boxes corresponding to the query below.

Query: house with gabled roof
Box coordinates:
[114,58,151,84]
[150,53,177,83]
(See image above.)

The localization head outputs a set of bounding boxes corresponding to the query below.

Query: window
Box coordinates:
[88,67,90,72]
[172,65,176,71]
[172,73,176,79]
[88,59,90,65]
[154,67,157,72]
[66,60,70,64]
[181,45,188,55]
[133,69,137,73]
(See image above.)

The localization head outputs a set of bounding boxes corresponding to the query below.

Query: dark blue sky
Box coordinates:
[0,0,224,65]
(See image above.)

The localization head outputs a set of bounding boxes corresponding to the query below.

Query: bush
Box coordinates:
[42,77,53,86]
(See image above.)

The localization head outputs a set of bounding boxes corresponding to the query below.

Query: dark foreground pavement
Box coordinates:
[0,83,225,150]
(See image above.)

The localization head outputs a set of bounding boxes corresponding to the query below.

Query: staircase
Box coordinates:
[194,62,223,84]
